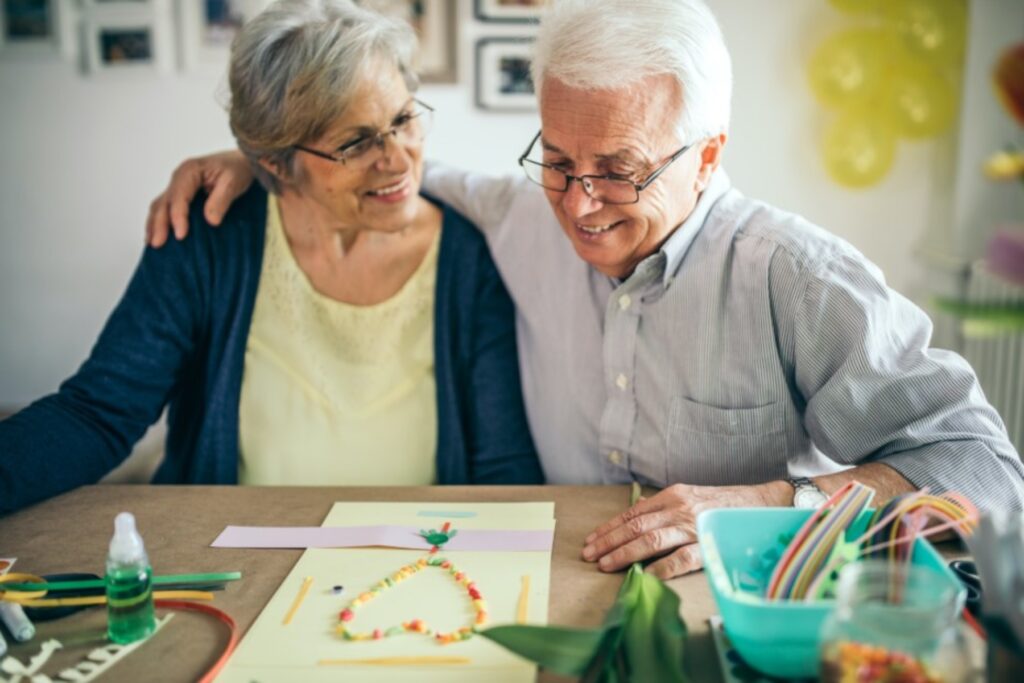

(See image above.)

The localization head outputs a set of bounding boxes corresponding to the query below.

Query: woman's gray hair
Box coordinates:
[229,0,419,193]
[531,0,732,145]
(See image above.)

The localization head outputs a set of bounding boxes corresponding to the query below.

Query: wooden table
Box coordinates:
[0,485,723,682]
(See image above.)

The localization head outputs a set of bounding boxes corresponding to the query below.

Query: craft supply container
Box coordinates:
[819,560,970,682]
[697,508,965,678]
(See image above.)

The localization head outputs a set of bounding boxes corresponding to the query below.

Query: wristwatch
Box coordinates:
[787,477,827,509]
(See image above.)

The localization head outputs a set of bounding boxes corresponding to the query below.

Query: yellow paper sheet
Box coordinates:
[218,502,555,683]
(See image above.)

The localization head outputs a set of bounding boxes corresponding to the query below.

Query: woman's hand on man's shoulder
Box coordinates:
[146,150,254,248]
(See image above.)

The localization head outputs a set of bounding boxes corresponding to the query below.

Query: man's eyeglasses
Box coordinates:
[294,99,434,167]
[517,131,692,205]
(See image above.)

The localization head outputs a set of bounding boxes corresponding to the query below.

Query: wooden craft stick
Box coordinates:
[4,591,213,608]
[283,577,313,626]
[516,575,530,624]
[318,656,471,666]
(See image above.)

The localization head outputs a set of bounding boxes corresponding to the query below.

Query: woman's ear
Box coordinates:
[258,157,285,183]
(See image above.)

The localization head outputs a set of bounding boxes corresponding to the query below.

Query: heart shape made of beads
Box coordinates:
[335,554,488,645]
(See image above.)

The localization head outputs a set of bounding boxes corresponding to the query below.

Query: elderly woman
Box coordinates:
[0,0,541,514]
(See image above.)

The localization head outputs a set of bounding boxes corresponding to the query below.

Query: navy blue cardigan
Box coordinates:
[0,186,542,514]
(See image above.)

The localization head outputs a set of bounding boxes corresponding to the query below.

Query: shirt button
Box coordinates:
[618,294,631,311]
[608,450,622,465]
[615,374,628,390]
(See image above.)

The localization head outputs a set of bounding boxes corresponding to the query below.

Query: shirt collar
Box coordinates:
[655,168,731,288]
[602,169,732,291]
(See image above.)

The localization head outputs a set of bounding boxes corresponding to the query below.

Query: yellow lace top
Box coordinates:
[237,195,439,485]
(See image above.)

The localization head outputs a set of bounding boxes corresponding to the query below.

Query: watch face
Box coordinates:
[794,488,826,509]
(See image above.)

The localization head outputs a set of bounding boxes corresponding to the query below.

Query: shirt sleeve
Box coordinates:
[0,237,205,514]
[781,250,1024,510]
[422,162,523,237]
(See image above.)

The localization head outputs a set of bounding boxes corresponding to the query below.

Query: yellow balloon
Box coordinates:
[827,0,882,15]
[822,110,897,188]
[880,59,956,138]
[883,0,966,66]
[808,28,891,109]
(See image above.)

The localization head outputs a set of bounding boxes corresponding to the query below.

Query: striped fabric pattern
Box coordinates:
[424,167,1024,511]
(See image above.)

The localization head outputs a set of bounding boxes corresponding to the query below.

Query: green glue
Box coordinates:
[105,512,156,644]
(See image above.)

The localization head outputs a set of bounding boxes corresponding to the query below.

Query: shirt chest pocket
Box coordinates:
[665,397,787,486]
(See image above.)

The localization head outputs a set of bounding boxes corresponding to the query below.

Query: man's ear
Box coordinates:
[696,133,727,190]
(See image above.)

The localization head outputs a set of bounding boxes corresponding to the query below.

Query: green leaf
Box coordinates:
[479,624,605,676]
[630,481,643,506]
[480,483,689,681]
[581,626,625,683]
[621,565,688,683]
[933,298,1024,336]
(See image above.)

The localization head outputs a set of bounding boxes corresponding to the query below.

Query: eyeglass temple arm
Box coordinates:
[294,144,341,163]
[636,142,693,191]
[518,131,542,164]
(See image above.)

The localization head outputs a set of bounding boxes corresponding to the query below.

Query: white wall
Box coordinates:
[0,0,1006,407]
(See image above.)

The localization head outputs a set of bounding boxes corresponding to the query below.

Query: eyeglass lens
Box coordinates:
[522,160,639,204]
[341,104,432,164]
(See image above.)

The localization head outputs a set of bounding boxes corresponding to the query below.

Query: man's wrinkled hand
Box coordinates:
[581,481,791,580]
[146,150,253,247]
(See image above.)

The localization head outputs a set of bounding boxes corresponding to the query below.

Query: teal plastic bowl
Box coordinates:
[696,508,964,678]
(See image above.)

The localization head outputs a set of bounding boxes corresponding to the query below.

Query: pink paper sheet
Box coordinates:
[211,525,554,551]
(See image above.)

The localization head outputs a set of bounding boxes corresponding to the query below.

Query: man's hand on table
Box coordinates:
[581,480,794,580]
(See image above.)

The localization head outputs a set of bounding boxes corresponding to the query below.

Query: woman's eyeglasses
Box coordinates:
[294,99,434,167]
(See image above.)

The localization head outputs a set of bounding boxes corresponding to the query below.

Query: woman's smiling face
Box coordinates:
[287,65,426,233]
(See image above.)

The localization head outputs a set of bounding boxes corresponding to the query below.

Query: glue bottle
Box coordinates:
[105,512,156,643]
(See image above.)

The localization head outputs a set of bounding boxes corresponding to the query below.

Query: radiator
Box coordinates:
[961,262,1024,452]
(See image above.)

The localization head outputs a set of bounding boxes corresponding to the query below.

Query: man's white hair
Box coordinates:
[531,0,732,144]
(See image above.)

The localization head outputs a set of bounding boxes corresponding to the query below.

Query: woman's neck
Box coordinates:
[275,190,392,257]
[271,189,442,306]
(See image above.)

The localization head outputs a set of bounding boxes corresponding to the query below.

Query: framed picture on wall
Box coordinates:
[78,0,168,13]
[83,10,172,73]
[0,0,72,58]
[475,37,535,111]
[474,0,546,24]
[79,0,174,73]
[177,0,270,70]
[357,0,456,84]
[80,0,159,5]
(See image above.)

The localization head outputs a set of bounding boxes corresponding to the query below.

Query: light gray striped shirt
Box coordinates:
[424,167,1024,510]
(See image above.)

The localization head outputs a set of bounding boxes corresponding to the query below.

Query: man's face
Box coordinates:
[538,75,714,279]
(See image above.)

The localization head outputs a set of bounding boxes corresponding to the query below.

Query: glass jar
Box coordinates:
[819,560,971,683]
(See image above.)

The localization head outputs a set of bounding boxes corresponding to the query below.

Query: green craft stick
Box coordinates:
[154,572,243,586]
[2,571,242,592]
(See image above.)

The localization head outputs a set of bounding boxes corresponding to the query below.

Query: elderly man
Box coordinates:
[147,0,1024,579]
